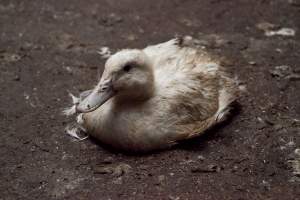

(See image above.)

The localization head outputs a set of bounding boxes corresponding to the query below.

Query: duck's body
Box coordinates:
[74,37,239,151]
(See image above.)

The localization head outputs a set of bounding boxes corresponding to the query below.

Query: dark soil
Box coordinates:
[1,0,299,199]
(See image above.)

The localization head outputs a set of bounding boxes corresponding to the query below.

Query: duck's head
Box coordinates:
[77,49,154,113]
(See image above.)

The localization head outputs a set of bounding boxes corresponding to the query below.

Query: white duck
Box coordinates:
[70,36,239,151]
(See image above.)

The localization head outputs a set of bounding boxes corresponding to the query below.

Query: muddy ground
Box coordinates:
[0,0,300,199]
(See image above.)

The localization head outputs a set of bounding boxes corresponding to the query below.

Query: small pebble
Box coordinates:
[155,175,166,185]
[13,75,20,81]
[248,61,256,65]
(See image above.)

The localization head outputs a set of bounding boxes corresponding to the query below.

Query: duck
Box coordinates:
[67,36,240,152]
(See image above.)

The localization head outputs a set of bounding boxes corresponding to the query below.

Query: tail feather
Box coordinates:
[215,88,236,122]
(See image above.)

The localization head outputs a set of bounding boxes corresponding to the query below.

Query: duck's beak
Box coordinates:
[76,79,115,113]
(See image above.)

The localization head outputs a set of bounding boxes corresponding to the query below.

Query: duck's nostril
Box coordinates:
[99,85,108,92]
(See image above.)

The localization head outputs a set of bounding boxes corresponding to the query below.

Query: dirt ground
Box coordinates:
[1,0,299,199]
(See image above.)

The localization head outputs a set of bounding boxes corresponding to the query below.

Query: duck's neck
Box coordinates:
[114,73,155,105]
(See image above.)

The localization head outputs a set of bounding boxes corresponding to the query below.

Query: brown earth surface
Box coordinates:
[0,0,300,199]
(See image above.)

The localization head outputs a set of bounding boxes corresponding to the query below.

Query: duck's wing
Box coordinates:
[172,82,237,141]
[151,40,238,141]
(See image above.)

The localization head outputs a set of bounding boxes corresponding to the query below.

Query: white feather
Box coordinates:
[69,92,80,104]
[62,93,80,116]
[62,105,77,116]
[97,47,111,59]
[65,124,88,141]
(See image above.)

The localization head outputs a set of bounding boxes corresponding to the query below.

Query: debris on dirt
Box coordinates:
[256,22,296,37]
[13,74,20,81]
[295,148,300,157]
[197,155,205,161]
[288,0,300,7]
[112,163,132,177]
[256,116,277,129]
[98,13,123,27]
[112,177,123,185]
[55,33,93,53]
[271,66,294,79]
[180,159,196,165]
[287,140,296,148]
[261,180,271,191]
[256,22,277,32]
[286,73,300,81]
[258,116,275,126]
[270,65,292,77]
[55,33,76,50]
[270,65,300,82]
[139,164,149,170]
[155,175,166,186]
[63,66,73,74]
[265,28,296,37]
[93,166,114,174]
[248,61,256,65]
[0,3,15,11]
[279,137,294,150]
[100,157,114,165]
[51,173,87,198]
[238,83,247,93]
[288,149,300,176]
[274,123,284,131]
[23,92,37,108]
[19,42,44,51]
[94,163,132,177]
[191,164,222,173]
[287,148,300,182]
[168,195,180,200]
[180,18,194,27]
[0,52,22,62]
[125,34,137,41]
[97,47,111,59]
[196,33,229,49]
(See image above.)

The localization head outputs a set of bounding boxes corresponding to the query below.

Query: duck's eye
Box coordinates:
[123,64,132,72]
